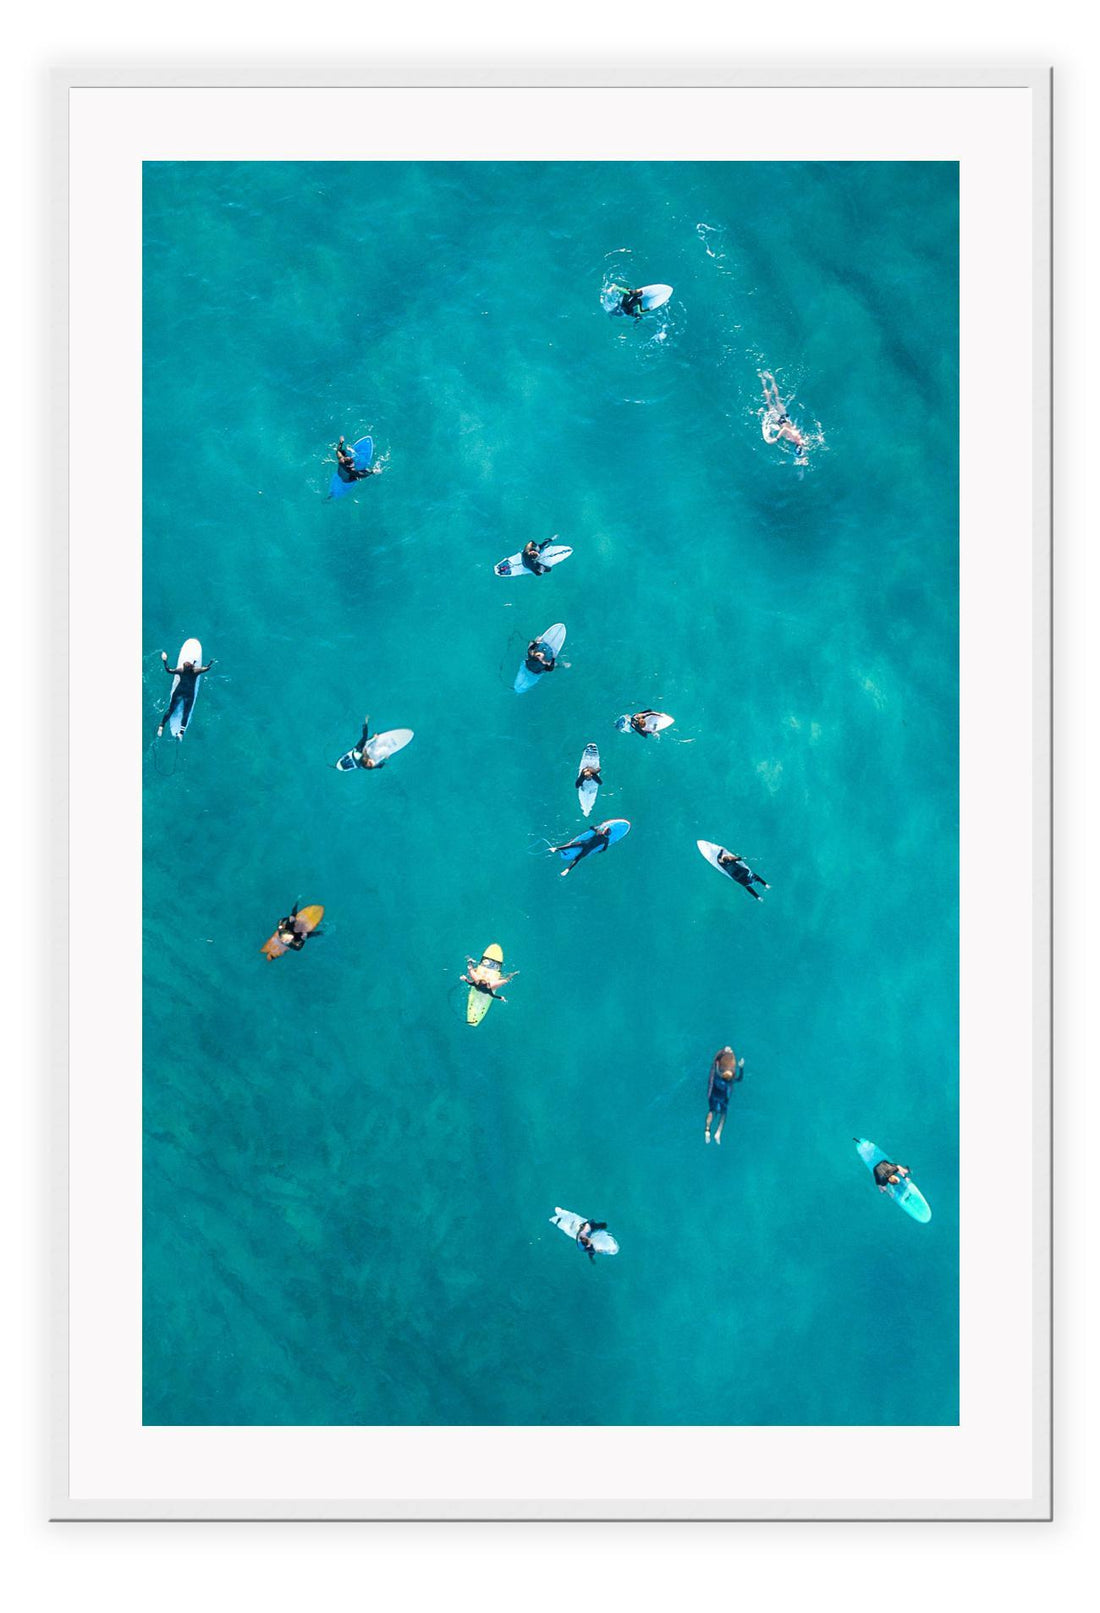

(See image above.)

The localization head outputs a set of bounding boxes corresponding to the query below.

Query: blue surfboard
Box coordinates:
[328,436,374,500]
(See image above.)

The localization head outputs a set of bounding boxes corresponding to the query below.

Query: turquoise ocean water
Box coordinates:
[143,161,958,1426]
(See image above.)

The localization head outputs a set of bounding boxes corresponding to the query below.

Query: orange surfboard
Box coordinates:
[261,903,324,960]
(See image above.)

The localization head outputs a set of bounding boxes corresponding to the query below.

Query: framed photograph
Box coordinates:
[55,65,1051,1521]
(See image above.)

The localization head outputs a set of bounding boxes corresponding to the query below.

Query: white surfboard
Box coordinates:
[515,623,566,693]
[495,541,573,578]
[615,712,674,735]
[550,1207,619,1256]
[576,742,600,817]
[168,637,203,739]
[335,727,414,772]
[638,283,673,311]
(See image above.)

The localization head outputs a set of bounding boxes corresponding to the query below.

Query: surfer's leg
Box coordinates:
[705,1110,713,1142]
[743,884,762,900]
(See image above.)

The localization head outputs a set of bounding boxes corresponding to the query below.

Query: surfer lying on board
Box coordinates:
[349,716,386,770]
[335,435,380,484]
[525,639,559,676]
[716,850,769,899]
[705,1046,744,1146]
[550,824,612,870]
[759,371,810,463]
[576,1220,609,1261]
[461,958,520,1002]
[520,539,555,576]
[575,761,603,790]
[872,1158,910,1191]
[156,649,214,738]
[617,287,645,319]
[275,903,321,951]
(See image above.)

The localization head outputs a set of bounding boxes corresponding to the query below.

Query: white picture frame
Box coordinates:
[54,64,1051,1521]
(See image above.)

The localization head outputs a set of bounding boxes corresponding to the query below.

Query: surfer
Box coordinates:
[461,957,519,1002]
[759,371,810,463]
[716,849,769,899]
[275,903,321,951]
[525,638,558,677]
[576,1219,609,1262]
[156,648,213,738]
[628,710,663,737]
[335,434,380,483]
[871,1157,911,1191]
[575,761,603,790]
[618,286,645,319]
[705,1046,744,1146]
[349,716,386,770]
[550,823,612,872]
[520,539,554,577]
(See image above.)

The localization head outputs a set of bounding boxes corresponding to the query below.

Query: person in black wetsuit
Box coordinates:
[157,649,213,738]
[872,1158,910,1191]
[349,715,386,770]
[550,823,612,875]
[525,638,558,676]
[520,540,554,576]
[575,761,602,791]
[628,710,663,737]
[619,287,645,319]
[576,1219,609,1261]
[334,435,380,484]
[716,849,769,900]
[705,1045,744,1146]
[275,903,322,951]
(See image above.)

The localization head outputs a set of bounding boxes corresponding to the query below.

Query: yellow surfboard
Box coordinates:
[261,903,324,960]
[466,942,503,1024]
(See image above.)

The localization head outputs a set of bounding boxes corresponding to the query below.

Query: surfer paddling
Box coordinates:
[705,1046,745,1145]
[157,648,213,738]
[716,849,769,900]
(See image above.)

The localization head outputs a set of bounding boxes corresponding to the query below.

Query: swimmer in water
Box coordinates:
[550,822,614,876]
[759,371,810,463]
[461,957,520,1002]
[525,638,558,676]
[705,1045,745,1145]
[156,649,214,738]
[716,849,770,900]
[334,434,381,484]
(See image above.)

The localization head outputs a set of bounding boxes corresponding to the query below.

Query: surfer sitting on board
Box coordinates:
[461,958,519,1002]
[335,435,380,484]
[520,539,555,576]
[275,903,321,951]
[156,649,213,738]
[576,1220,609,1262]
[705,1046,744,1146]
[618,287,645,319]
[759,371,810,463]
[550,823,612,872]
[716,849,769,899]
[872,1159,910,1191]
[525,639,558,677]
[349,716,386,770]
[628,710,663,737]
